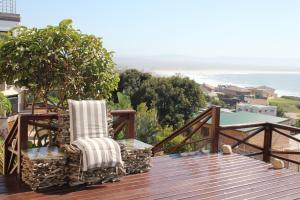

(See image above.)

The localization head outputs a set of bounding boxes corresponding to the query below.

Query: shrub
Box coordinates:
[0,19,119,113]
[133,75,206,128]
[0,93,11,116]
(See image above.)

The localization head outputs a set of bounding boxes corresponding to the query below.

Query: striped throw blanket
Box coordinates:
[68,100,123,171]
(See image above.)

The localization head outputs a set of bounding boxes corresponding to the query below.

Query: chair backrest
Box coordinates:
[68,100,108,142]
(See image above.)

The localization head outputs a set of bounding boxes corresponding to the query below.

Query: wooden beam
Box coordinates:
[27,121,58,130]
[152,107,212,154]
[168,115,211,153]
[271,150,300,155]
[231,127,265,149]
[112,116,127,129]
[17,115,29,178]
[111,110,136,116]
[3,118,18,175]
[220,122,267,130]
[270,122,300,133]
[114,120,128,137]
[178,138,212,146]
[263,124,272,163]
[210,106,220,153]
[127,112,135,139]
[272,128,300,143]
[9,164,17,175]
[219,131,263,151]
[111,110,136,139]
[7,153,15,174]
[271,154,300,165]
[244,152,263,157]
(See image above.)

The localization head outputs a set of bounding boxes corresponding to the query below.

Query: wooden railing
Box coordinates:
[152,106,220,155]
[4,105,300,175]
[219,122,300,169]
[2,110,136,175]
[152,106,300,171]
[3,117,19,175]
[111,110,136,139]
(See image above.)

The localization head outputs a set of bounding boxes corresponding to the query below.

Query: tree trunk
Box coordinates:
[31,93,37,114]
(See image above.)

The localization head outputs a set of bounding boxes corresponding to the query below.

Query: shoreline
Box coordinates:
[151,69,300,75]
[151,69,300,98]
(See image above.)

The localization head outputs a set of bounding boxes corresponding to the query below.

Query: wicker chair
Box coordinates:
[56,109,127,186]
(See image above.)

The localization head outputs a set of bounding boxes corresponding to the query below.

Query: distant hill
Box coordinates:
[114,55,300,73]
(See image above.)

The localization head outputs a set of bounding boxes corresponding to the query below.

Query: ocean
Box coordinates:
[153,70,300,97]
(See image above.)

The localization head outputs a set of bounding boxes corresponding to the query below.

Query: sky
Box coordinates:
[18,1,300,70]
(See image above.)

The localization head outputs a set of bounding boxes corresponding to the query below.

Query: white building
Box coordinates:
[236,103,277,116]
[0,0,20,32]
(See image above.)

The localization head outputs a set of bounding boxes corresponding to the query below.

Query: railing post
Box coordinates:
[111,110,136,139]
[17,114,28,176]
[3,141,9,175]
[211,106,220,153]
[127,111,136,139]
[263,123,272,163]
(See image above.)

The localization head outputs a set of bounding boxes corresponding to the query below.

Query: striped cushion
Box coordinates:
[72,138,123,171]
[68,100,108,141]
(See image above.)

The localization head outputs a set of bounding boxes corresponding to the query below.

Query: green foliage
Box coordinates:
[281,96,300,101]
[136,103,160,144]
[209,96,225,107]
[0,93,12,116]
[110,89,197,153]
[109,92,132,110]
[118,69,151,99]
[108,92,132,140]
[133,75,206,128]
[0,32,9,41]
[0,19,119,112]
[117,69,206,128]
[276,106,285,117]
[295,119,300,128]
[269,97,300,113]
[154,126,192,153]
[110,96,160,144]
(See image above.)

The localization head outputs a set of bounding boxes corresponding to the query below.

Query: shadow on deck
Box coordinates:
[2,153,300,200]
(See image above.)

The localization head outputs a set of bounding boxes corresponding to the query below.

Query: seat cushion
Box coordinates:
[72,138,123,171]
[68,100,108,141]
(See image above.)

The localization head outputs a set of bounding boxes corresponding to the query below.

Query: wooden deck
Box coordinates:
[1,153,300,200]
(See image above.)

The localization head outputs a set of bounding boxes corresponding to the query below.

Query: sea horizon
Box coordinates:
[152,69,300,97]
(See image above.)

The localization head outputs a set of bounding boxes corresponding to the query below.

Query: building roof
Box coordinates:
[225,85,250,93]
[257,85,275,91]
[245,98,268,105]
[0,13,20,22]
[208,111,288,132]
[219,111,287,126]
[200,84,216,94]
[237,103,276,109]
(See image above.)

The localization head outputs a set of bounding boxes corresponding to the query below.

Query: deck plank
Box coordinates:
[1,153,300,200]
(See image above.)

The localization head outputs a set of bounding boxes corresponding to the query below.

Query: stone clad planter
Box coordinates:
[118,139,152,174]
[21,147,68,191]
